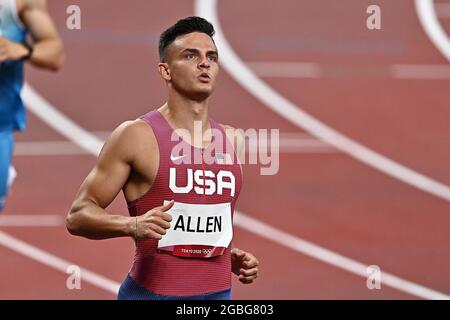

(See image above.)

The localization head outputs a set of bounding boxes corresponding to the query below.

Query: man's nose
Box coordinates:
[198,56,210,69]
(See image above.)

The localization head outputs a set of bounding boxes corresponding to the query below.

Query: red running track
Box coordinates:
[0,0,449,299]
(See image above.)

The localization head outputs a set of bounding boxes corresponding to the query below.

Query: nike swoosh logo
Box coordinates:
[170,154,186,161]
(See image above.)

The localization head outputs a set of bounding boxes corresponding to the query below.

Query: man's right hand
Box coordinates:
[0,36,29,63]
[135,200,174,240]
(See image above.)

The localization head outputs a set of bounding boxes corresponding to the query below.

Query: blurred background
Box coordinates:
[0,0,449,299]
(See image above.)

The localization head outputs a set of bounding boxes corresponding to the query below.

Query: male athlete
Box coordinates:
[66,17,259,300]
[0,0,64,211]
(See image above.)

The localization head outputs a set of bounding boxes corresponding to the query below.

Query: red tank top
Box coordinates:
[127,109,242,296]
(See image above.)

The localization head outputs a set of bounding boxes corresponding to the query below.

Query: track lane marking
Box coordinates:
[19,83,449,299]
[196,0,450,203]
[415,0,450,61]
[0,215,63,227]
[0,231,120,294]
[247,61,450,79]
[195,0,450,299]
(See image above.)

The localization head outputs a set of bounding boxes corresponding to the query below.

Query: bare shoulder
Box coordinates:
[112,118,154,139]
[107,118,155,148]
[99,119,156,163]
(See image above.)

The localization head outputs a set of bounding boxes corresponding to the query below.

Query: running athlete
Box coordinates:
[0,0,64,211]
[66,17,259,300]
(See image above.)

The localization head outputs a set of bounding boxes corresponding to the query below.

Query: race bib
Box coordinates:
[157,200,233,258]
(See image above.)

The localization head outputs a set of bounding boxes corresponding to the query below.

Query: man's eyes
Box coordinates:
[184,53,217,62]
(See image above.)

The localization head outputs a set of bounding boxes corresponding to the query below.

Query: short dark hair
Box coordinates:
[159,16,215,62]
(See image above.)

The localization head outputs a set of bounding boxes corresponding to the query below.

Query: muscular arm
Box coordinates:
[67,120,173,241]
[66,121,138,240]
[20,0,64,70]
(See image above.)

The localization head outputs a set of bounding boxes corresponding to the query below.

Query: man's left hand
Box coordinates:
[231,248,259,284]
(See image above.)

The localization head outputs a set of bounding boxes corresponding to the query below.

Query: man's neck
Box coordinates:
[160,90,210,133]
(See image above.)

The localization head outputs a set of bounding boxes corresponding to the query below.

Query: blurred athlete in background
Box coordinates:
[0,0,64,211]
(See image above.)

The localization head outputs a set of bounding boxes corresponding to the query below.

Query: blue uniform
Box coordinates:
[118,274,232,300]
[0,0,27,210]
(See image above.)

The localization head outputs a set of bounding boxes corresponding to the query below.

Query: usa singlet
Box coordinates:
[124,109,242,297]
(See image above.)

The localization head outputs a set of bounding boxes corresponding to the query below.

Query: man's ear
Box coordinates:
[158,63,171,81]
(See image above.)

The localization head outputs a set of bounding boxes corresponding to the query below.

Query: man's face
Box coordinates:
[161,32,219,101]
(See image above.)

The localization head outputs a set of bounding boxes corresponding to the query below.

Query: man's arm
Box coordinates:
[66,120,173,240]
[21,0,64,70]
[66,121,137,240]
[0,0,64,69]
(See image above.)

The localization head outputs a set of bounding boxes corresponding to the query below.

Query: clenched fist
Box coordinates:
[231,248,259,284]
[134,200,174,240]
[0,36,29,63]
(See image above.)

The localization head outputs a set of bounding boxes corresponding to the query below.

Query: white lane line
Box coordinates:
[22,84,103,154]
[17,3,448,298]
[13,135,337,156]
[0,215,63,227]
[196,0,450,299]
[196,0,450,202]
[247,62,321,78]
[12,131,112,156]
[415,0,450,62]
[14,141,88,156]
[390,63,450,79]
[235,212,450,300]
[0,231,120,294]
[20,84,450,300]
[435,3,450,19]
[248,61,450,80]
